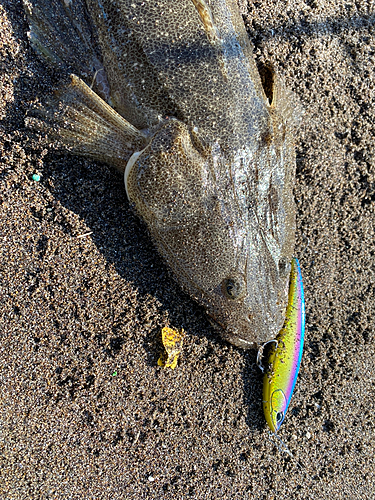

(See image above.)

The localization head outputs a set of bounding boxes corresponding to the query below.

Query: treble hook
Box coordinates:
[256,339,278,373]
[268,432,304,469]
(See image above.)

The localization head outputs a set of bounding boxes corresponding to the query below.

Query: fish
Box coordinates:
[262,258,305,432]
[23,0,300,348]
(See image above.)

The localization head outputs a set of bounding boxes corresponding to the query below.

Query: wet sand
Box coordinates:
[1,0,374,498]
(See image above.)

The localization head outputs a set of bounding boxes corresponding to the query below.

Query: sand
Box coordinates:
[0,0,374,498]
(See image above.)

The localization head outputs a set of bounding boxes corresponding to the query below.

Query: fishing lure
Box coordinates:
[262,258,305,433]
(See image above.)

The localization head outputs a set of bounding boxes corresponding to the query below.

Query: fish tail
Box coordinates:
[26,75,148,173]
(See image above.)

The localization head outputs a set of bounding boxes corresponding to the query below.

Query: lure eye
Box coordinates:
[276,411,284,425]
[222,277,244,300]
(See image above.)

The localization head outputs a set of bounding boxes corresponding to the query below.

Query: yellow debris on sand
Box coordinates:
[157,327,185,369]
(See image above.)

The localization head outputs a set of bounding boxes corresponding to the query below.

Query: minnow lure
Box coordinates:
[23,0,300,348]
[262,258,305,433]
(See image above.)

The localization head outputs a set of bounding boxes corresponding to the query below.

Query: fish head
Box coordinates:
[206,255,292,349]
[126,118,295,348]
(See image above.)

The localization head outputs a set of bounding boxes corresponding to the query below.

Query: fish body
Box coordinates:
[263,258,305,432]
[24,0,299,347]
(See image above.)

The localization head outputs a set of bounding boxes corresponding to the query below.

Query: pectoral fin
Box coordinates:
[26,75,148,172]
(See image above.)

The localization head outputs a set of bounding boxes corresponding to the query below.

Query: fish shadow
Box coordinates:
[40,150,266,433]
[41,151,216,343]
[241,348,266,433]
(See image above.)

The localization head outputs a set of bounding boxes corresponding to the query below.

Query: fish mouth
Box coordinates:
[229,335,257,349]
[223,326,259,349]
[207,316,258,349]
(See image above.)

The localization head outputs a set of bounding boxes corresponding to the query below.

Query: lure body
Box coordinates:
[24,0,300,348]
[263,258,305,433]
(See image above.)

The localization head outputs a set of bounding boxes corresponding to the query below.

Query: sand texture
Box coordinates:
[1,0,374,498]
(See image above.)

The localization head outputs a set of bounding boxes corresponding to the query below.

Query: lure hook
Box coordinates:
[256,339,278,373]
[268,431,304,469]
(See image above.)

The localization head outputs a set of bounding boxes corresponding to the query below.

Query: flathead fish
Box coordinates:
[24,0,300,347]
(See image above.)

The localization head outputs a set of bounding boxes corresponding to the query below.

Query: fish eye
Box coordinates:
[222,278,244,300]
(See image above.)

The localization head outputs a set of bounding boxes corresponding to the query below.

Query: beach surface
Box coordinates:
[1,1,374,498]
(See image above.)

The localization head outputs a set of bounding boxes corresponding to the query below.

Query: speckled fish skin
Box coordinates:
[263,258,305,433]
[24,0,299,347]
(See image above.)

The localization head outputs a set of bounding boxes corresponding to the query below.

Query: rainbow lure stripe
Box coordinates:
[263,258,305,433]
